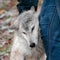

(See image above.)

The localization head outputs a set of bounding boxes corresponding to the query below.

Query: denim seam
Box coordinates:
[48,7,56,60]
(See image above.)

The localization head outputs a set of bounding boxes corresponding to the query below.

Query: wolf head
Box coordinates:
[12,7,40,48]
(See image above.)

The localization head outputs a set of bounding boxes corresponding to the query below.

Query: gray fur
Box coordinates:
[10,7,46,60]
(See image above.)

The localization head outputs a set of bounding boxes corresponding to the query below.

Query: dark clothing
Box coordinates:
[17,0,38,13]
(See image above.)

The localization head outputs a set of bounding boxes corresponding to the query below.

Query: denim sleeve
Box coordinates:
[17,0,38,13]
[39,5,60,60]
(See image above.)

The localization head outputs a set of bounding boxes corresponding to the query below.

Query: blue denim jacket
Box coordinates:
[39,0,60,60]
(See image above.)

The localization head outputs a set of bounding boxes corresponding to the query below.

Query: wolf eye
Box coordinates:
[31,26,35,32]
[22,32,27,34]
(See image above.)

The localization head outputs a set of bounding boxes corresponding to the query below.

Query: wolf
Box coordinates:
[10,7,46,60]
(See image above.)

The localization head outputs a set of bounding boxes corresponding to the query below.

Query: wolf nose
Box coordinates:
[30,43,35,48]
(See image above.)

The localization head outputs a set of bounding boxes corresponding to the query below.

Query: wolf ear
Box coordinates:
[30,6,35,12]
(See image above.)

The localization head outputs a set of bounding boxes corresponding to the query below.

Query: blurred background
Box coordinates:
[0,0,42,60]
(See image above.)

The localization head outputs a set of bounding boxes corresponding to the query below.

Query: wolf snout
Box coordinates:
[30,43,36,48]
